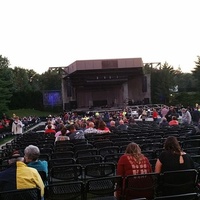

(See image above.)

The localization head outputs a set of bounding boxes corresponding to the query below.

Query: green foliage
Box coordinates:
[192,56,200,91]
[0,55,13,113]
[171,92,200,107]
[39,69,61,90]
[6,109,60,118]
[144,62,176,104]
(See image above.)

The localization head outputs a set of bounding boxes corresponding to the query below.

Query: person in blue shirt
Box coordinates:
[24,145,48,180]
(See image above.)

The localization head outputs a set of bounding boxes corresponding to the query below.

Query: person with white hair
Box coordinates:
[181,108,192,125]
[24,145,48,177]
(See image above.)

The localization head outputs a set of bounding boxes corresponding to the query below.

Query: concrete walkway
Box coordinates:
[0,122,46,148]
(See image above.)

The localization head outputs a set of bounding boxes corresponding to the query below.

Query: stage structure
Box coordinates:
[58,58,151,111]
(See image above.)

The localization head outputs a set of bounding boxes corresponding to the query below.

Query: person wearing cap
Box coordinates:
[0,153,44,198]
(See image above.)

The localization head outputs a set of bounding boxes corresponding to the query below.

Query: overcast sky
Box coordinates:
[1,0,200,74]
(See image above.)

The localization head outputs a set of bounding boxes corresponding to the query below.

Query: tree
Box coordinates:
[39,69,62,90]
[0,55,13,113]
[144,62,177,104]
[192,56,200,91]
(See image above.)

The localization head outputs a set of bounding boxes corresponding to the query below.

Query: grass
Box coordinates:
[0,135,14,146]
[6,109,60,118]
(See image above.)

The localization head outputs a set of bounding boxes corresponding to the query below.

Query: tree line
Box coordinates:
[0,55,200,113]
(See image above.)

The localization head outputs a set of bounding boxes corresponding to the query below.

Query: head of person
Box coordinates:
[172,116,177,120]
[47,124,52,129]
[125,142,143,161]
[98,120,106,130]
[164,136,181,154]
[88,122,95,128]
[61,127,67,136]
[15,116,20,121]
[119,119,124,125]
[110,120,115,127]
[24,145,40,163]
[9,153,24,165]
[68,124,76,132]
[182,108,187,113]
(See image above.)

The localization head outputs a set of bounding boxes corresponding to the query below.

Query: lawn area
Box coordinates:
[0,135,15,146]
[6,109,60,118]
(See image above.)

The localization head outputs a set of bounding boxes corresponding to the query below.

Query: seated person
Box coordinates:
[155,136,194,173]
[117,142,153,199]
[97,120,111,134]
[109,120,118,133]
[67,124,85,140]
[24,145,48,178]
[0,153,44,198]
[55,127,70,142]
[45,124,56,134]
[84,122,98,134]
[169,116,179,126]
[159,117,169,127]
[117,119,128,131]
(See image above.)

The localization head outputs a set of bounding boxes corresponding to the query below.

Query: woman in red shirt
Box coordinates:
[117,142,152,199]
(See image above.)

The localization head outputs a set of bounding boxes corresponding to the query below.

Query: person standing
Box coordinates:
[181,108,192,125]
[11,116,23,135]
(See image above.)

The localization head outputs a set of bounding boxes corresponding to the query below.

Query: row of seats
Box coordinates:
[0,170,199,200]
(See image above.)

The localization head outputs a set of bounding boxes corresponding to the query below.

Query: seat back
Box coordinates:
[84,162,116,180]
[160,169,198,196]
[124,173,159,200]
[76,155,103,166]
[85,176,123,200]
[0,188,41,200]
[154,192,199,200]
[49,164,82,183]
[44,181,84,200]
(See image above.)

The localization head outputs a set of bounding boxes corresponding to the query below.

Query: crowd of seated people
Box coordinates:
[0,106,200,199]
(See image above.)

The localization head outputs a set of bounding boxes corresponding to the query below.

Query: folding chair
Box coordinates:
[159,169,198,196]
[49,164,83,184]
[44,181,84,200]
[154,192,199,200]
[0,188,41,200]
[85,176,123,200]
[123,173,159,200]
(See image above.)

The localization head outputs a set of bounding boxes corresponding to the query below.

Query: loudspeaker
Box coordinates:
[142,76,147,92]
[144,98,150,104]
[69,101,77,109]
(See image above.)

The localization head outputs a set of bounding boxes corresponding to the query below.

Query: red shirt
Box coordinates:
[153,111,158,119]
[45,129,56,134]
